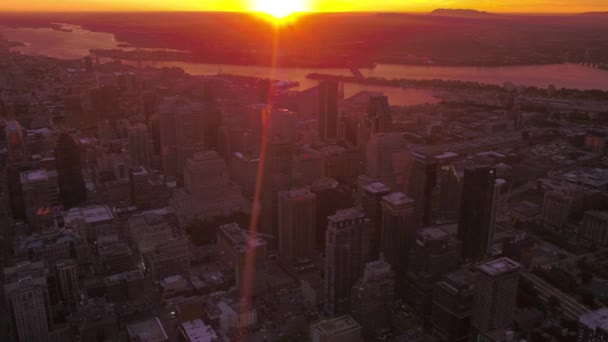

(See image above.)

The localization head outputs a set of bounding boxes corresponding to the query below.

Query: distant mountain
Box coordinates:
[431,8,493,18]
[580,12,608,16]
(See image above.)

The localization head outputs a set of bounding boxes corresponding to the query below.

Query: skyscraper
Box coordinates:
[457,166,498,261]
[128,123,153,168]
[310,177,353,250]
[5,120,26,163]
[4,262,54,342]
[472,258,521,335]
[217,223,267,298]
[325,208,368,315]
[158,98,206,178]
[361,182,391,261]
[318,81,340,142]
[405,228,461,324]
[55,259,79,307]
[350,256,395,337]
[365,133,409,190]
[432,269,476,342]
[408,153,438,227]
[278,188,316,264]
[366,95,392,134]
[20,169,59,230]
[55,133,86,208]
[380,192,416,276]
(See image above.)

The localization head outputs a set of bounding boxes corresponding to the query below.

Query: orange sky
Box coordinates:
[0,0,606,13]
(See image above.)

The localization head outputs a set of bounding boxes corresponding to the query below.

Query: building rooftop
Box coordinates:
[418,227,449,242]
[364,182,391,195]
[126,317,168,342]
[586,210,608,221]
[328,207,365,223]
[579,307,608,331]
[312,315,361,337]
[382,192,414,206]
[64,205,115,225]
[478,257,521,276]
[280,188,316,201]
[20,169,53,183]
[181,319,218,342]
[104,270,144,286]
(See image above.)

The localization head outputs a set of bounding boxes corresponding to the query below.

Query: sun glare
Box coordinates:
[251,0,307,19]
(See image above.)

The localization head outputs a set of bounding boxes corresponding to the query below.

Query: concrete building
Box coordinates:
[318,81,340,143]
[310,315,362,342]
[144,237,190,281]
[6,119,27,162]
[104,269,145,302]
[580,210,608,246]
[128,123,153,168]
[128,214,173,255]
[63,205,118,242]
[405,228,461,324]
[472,258,521,335]
[158,98,206,177]
[541,187,582,230]
[3,261,54,342]
[130,166,152,209]
[126,317,168,342]
[577,307,608,341]
[350,257,395,337]
[361,182,391,261]
[365,133,409,190]
[278,187,317,264]
[432,269,477,342]
[218,299,257,333]
[325,208,368,315]
[55,132,87,208]
[217,223,267,297]
[380,192,416,278]
[310,177,353,250]
[55,259,79,307]
[172,151,249,224]
[20,169,59,230]
[179,319,219,342]
[14,228,89,264]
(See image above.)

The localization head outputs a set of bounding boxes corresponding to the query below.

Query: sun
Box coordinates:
[251,0,307,19]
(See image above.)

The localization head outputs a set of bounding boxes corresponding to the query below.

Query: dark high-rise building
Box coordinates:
[55,133,86,208]
[366,96,392,134]
[408,153,438,227]
[472,258,521,335]
[350,257,395,338]
[361,182,391,261]
[437,161,475,221]
[380,192,416,291]
[432,269,476,342]
[310,177,353,250]
[278,188,316,264]
[318,81,340,142]
[457,166,497,261]
[325,207,367,315]
[405,228,461,325]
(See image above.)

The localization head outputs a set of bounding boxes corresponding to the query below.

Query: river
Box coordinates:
[2,24,608,105]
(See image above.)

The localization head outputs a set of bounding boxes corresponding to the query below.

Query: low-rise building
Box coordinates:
[310,315,362,342]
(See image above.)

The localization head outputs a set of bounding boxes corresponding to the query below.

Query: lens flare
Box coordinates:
[251,0,307,19]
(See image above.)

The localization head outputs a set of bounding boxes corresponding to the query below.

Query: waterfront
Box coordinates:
[2,24,608,105]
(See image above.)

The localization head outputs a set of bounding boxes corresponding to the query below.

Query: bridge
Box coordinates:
[349,67,364,79]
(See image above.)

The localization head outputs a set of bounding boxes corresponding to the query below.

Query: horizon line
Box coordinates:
[0,9,603,15]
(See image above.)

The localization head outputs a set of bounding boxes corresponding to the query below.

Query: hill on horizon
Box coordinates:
[430,8,494,17]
